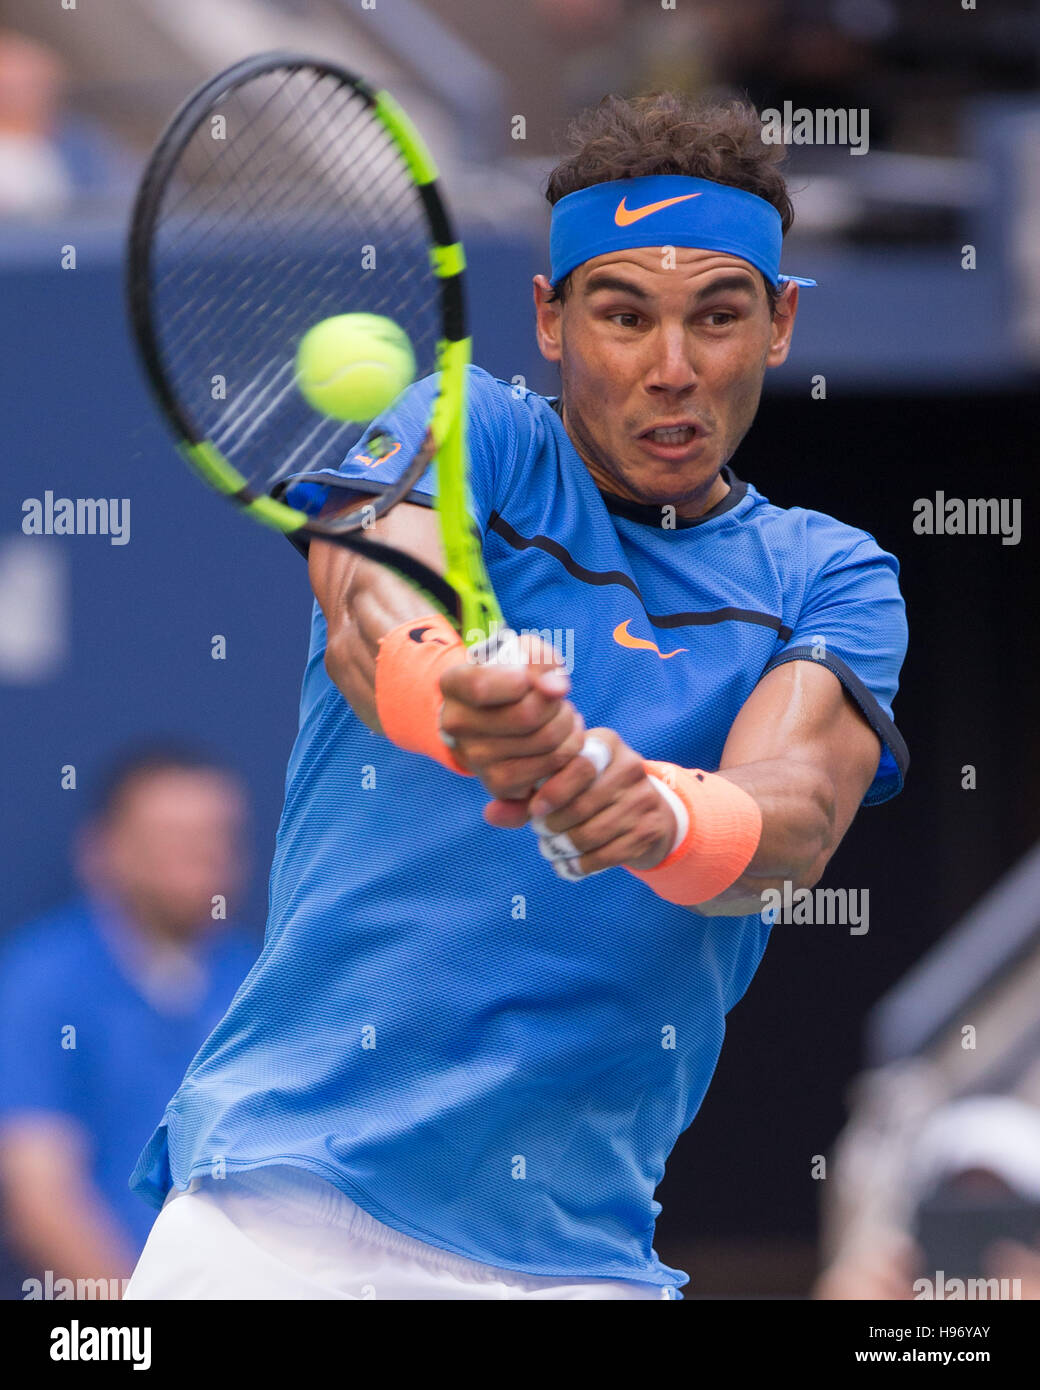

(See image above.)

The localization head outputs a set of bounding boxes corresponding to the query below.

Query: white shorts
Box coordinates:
[124,1165,675,1300]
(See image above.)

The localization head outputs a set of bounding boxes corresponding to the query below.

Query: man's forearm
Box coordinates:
[688,758,836,916]
[0,1120,137,1285]
[8,1184,137,1285]
[310,500,454,735]
[323,564,436,734]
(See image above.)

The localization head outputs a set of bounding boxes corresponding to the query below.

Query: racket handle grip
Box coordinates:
[464,626,527,669]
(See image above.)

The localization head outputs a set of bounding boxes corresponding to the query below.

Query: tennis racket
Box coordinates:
[126,50,501,645]
[126,52,608,869]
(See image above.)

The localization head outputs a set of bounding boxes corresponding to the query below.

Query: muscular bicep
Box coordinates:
[720,659,882,869]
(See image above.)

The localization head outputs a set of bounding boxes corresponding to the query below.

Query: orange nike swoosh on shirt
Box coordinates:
[612,619,687,659]
[613,193,702,226]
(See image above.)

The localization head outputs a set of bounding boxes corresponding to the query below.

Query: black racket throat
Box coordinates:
[304,528,461,624]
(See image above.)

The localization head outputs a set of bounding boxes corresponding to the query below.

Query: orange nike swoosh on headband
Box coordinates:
[612,619,687,659]
[613,193,701,226]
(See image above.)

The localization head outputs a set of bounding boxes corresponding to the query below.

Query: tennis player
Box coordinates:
[125,93,908,1300]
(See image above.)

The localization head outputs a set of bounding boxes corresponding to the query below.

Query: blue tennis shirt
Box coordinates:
[131,366,908,1294]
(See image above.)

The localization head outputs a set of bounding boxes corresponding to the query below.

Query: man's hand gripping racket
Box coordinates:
[437,628,613,880]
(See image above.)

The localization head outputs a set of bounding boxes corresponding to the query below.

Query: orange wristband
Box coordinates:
[375,614,473,775]
[625,760,763,906]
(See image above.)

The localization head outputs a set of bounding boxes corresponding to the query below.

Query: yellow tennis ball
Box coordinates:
[295,313,416,422]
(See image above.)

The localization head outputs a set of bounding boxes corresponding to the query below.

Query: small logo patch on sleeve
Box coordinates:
[355,434,402,469]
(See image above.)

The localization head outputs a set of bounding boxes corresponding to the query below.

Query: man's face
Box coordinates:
[534,246,798,516]
[82,769,247,940]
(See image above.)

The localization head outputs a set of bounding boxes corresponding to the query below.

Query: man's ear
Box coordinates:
[533,273,563,363]
[766,281,799,368]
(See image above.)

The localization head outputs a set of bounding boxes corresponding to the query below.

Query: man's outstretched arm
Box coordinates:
[485,659,883,914]
[681,658,882,915]
[309,499,587,790]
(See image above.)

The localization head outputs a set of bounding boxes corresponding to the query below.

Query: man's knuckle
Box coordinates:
[546,704,571,735]
[438,665,462,695]
[516,700,547,734]
[466,739,493,768]
[636,826,660,856]
[486,769,511,797]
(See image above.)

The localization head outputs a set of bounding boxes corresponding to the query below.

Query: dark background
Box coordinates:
[658,387,1040,1290]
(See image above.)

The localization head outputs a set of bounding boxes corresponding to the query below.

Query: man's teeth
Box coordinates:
[648,427,695,443]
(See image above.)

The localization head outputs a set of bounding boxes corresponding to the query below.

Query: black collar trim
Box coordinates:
[486,510,793,641]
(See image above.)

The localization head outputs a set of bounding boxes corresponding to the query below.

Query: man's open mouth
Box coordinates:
[641,424,699,445]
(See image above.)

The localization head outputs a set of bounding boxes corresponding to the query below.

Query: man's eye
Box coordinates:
[610,312,642,328]
[706,311,736,326]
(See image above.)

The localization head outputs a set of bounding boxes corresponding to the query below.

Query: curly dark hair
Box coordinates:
[545,92,792,311]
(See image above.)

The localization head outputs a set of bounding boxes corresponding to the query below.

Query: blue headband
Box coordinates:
[549,175,816,289]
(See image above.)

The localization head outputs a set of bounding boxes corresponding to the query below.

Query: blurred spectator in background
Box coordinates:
[0,27,133,218]
[0,29,71,216]
[0,747,258,1295]
[814,1095,1040,1299]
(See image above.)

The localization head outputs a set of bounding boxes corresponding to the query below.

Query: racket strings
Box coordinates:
[157,84,380,340]
[160,76,377,297]
[173,84,429,348]
[146,64,442,495]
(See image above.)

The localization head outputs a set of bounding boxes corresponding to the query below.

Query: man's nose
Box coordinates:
[646,328,697,392]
